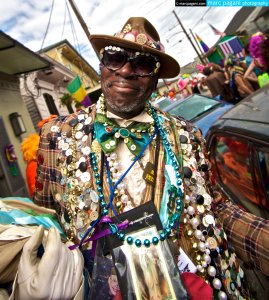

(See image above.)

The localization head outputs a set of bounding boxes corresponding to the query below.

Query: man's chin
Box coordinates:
[106,99,143,114]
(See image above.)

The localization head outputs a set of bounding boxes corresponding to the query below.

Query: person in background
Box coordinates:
[244,32,267,85]
[203,65,233,102]
[225,57,254,100]
[177,77,192,98]
[241,44,260,91]
[196,73,212,97]
[190,77,201,94]
[21,133,40,197]
[260,35,269,74]
[242,44,262,77]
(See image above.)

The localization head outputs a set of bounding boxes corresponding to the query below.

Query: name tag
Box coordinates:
[143,162,155,185]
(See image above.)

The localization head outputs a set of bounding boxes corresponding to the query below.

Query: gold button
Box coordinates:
[89,210,98,221]
[187,229,193,238]
[207,237,218,249]
[192,242,198,251]
[196,254,202,262]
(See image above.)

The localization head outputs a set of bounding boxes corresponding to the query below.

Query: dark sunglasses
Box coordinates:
[100,47,160,77]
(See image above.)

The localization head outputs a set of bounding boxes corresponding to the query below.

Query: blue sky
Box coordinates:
[0,0,241,71]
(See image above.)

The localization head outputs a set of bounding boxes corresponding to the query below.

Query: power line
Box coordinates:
[191,7,211,31]
[146,0,168,15]
[135,0,153,12]
[60,1,68,40]
[172,10,206,64]
[66,0,81,54]
[169,39,183,48]
[166,30,184,41]
[39,0,55,50]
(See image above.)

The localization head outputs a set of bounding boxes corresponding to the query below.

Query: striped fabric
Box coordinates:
[219,36,244,58]
[208,23,224,36]
[217,201,269,276]
[66,75,87,103]
[195,33,209,53]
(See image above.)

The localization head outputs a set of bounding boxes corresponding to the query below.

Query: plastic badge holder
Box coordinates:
[90,201,189,300]
[112,226,189,300]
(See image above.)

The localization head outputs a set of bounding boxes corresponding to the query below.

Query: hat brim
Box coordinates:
[90,34,180,79]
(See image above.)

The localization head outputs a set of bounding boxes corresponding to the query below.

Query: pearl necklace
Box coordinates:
[106,152,134,212]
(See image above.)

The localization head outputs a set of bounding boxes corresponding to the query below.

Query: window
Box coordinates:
[167,95,219,121]
[211,135,268,218]
[43,93,59,115]
[257,150,269,208]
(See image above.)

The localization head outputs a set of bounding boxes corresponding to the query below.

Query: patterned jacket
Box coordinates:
[34,104,251,299]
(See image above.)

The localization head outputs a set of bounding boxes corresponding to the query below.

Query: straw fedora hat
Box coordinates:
[90,17,180,79]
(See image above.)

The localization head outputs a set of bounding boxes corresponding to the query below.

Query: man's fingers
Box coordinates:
[17,226,45,283]
[38,227,62,274]
[22,225,44,266]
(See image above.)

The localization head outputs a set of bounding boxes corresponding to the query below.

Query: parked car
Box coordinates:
[163,94,233,137]
[152,96,174,110]
[205,84,269,300]
[205,84,269,219]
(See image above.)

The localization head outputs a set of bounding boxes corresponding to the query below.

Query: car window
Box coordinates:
[211,135,268,218]
[158,99,173,110]
[167,95,219,120]
[257,150,269,206]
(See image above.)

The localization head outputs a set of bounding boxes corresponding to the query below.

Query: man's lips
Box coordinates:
[110,81,139,90]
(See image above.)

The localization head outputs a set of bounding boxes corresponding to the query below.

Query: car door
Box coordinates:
[208,133,269,219]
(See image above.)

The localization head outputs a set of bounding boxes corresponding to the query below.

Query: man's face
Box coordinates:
[100,47,159,117]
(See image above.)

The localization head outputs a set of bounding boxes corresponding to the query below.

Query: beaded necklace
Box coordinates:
[79,98,184,248]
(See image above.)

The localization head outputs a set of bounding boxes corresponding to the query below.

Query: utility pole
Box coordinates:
[162,79,170,91]
[68,0,91,43]
[189,28,208,64]
[172,10,206,65]
[68,0,102,60]
[189,28,203,57]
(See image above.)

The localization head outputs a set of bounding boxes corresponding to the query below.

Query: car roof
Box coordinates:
[220,84,269,125]
[163,93,233,137]
[206,85,269,142]
[163,94,217,112]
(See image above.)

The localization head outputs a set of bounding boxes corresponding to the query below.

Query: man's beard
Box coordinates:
[105,97,145,113]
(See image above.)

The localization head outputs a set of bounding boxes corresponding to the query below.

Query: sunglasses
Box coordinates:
[100,46,160,77]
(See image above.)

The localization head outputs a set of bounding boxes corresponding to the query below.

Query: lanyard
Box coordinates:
[105,126,158,216]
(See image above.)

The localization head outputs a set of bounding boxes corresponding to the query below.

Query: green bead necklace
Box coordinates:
[83,101,184,248]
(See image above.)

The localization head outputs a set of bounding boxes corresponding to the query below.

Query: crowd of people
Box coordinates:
[161,31,269,104]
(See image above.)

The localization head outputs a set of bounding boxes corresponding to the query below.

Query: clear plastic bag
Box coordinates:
[90,202,189,299]
[112,226,189,300]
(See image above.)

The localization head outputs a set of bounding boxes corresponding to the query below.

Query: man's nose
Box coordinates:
[115,61,136,77]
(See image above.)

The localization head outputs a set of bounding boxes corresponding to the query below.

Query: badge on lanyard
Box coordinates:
[143,162,155,185]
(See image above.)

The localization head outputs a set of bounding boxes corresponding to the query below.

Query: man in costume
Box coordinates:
[10,17,256,299]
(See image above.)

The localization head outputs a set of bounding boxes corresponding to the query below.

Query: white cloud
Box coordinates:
[0,0,241,71]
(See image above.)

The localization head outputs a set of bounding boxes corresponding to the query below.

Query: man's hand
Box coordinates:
[15,226,84,300]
